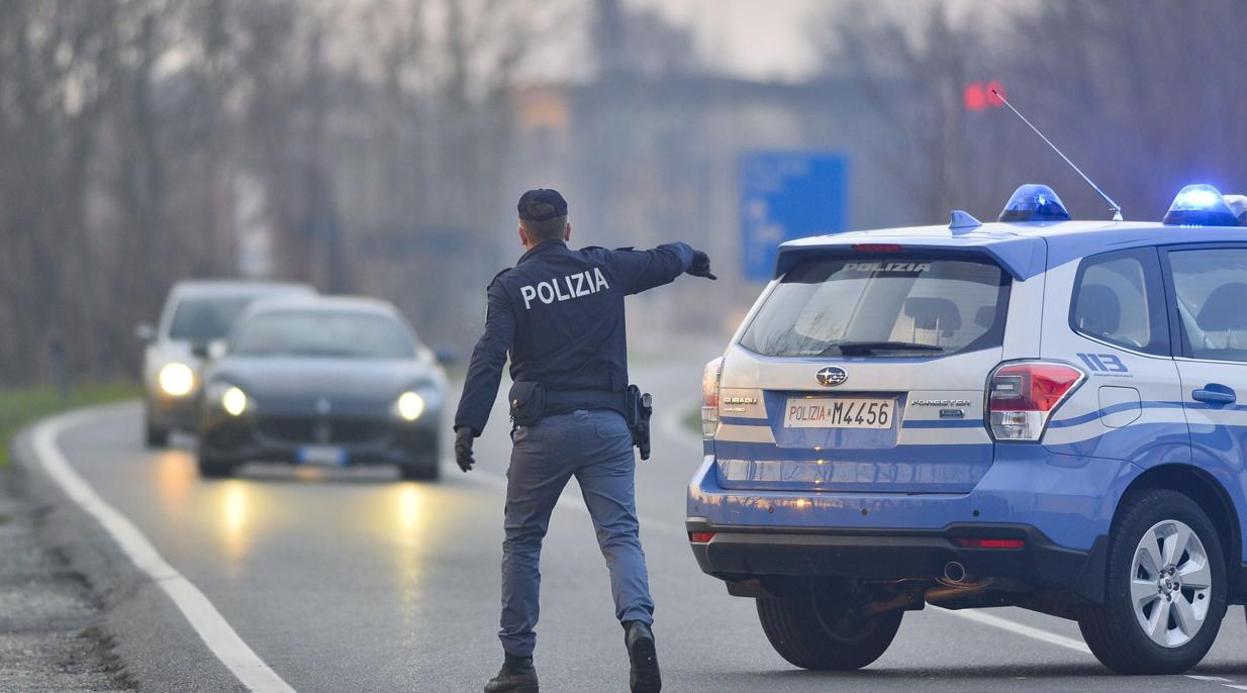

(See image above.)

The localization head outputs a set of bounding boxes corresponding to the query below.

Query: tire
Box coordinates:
[197,455,236,479]
[398,453,440,481]
[145,419,170,448]
[756,584,903,670]
[1077,489,1227,674]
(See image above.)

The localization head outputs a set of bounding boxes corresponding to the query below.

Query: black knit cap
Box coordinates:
[517,189,568,222]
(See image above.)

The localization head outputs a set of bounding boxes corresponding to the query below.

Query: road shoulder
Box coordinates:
[0,462,133,691]
[11,404,246,693]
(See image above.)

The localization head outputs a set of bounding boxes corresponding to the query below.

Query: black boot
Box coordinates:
[623,621,661,693]
[484,653,539,693]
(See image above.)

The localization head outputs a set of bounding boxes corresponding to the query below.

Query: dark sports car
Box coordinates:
[196,296,446,480]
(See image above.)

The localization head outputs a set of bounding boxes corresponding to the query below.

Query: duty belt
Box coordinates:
[543,388,628,417]
[509,382,653,460]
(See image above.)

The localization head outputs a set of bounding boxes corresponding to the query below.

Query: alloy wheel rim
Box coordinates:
[1130,519,1212,648]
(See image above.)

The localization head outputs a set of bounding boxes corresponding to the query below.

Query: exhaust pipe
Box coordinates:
[925,575,994,604]
[943,561,967,584]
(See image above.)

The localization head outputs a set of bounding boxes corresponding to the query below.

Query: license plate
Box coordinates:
[298,445,346,466]
[784,397,895,429]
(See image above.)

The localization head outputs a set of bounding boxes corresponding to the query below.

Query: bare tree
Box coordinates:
[816,0,989,222]
[814,0,1247,224]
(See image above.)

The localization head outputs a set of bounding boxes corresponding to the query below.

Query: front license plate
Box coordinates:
[298,445,347,466]
[784,397,894,429]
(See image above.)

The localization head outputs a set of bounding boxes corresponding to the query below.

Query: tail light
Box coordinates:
[987,361,1084,442]
[701,357,724,438]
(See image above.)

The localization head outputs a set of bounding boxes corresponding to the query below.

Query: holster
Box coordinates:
[625,385,654,461]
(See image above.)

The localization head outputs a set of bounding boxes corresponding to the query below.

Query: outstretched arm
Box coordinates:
[454,280,515,436]
[611,242,700,295]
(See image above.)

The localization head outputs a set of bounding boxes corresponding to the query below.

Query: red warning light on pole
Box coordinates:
[963,83,986,111]
[964,81,1005,111]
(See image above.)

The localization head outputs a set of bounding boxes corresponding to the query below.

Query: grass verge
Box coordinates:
[0,382,141,467]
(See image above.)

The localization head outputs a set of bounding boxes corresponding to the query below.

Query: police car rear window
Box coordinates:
[739,255,1009,358]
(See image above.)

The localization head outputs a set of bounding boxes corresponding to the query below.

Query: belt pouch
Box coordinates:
[509,381,547,426]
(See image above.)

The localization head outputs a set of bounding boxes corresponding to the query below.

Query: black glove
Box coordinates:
[689,250,717,280]
[454,426,476,472]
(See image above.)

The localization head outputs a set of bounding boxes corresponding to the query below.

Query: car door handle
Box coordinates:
[1192,385,1237,405]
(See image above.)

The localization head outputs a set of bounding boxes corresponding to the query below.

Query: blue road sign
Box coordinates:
[739,152,848,280]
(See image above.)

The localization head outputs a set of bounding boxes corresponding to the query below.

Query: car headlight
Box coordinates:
[221,386,248,417]
[206,381,249,417]
[158,362,195,397]
[395,391,426,422]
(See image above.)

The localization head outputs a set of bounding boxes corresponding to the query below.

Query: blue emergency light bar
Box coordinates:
[1163,184,1241,226]
[998,184,1071,223]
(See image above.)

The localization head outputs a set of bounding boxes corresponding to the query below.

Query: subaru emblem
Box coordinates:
[816,366,848,387]
[316,397,332,415]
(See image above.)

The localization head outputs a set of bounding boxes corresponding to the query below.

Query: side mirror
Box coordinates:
[193,340,228,360]
[135,323,156,343]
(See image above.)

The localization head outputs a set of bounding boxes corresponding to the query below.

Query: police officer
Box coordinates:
[454,189,715,693]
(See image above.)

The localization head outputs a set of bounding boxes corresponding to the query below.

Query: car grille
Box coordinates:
[257,416,387,445]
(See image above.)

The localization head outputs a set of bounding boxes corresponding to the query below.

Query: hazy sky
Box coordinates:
[627,0,826,81]
[621,0,1024,82]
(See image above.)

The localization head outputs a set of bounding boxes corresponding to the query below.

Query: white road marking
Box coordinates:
[31,409,296,693]
[932,607,1091,654]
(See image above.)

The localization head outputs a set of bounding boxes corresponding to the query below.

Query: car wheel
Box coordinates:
[1077,489,1226,674]
[145,419,170,448]
[756,584,902,670]
[398,453,440,481]
[197,455,236,479]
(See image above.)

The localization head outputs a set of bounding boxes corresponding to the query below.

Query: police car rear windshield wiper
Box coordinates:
[822,341,945,356]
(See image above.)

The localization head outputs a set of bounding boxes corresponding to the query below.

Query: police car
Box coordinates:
[689,183,1247,674]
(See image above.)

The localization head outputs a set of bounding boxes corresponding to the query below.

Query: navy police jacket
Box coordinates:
[454,239,694,434]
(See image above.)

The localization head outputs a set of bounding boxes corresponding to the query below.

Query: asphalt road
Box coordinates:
[39,350,1247,692]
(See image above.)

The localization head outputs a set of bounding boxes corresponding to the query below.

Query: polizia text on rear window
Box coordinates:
[739,255,1010,358]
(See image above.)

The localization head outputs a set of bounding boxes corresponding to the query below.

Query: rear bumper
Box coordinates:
[686,447,1140,604]
[686,519,1107,602]
[689,447,1137,553]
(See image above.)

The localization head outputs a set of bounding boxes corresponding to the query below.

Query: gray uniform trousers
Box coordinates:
[499,409,655,657]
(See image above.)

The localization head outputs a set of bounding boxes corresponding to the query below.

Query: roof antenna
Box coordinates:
[991,89,1123,221]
